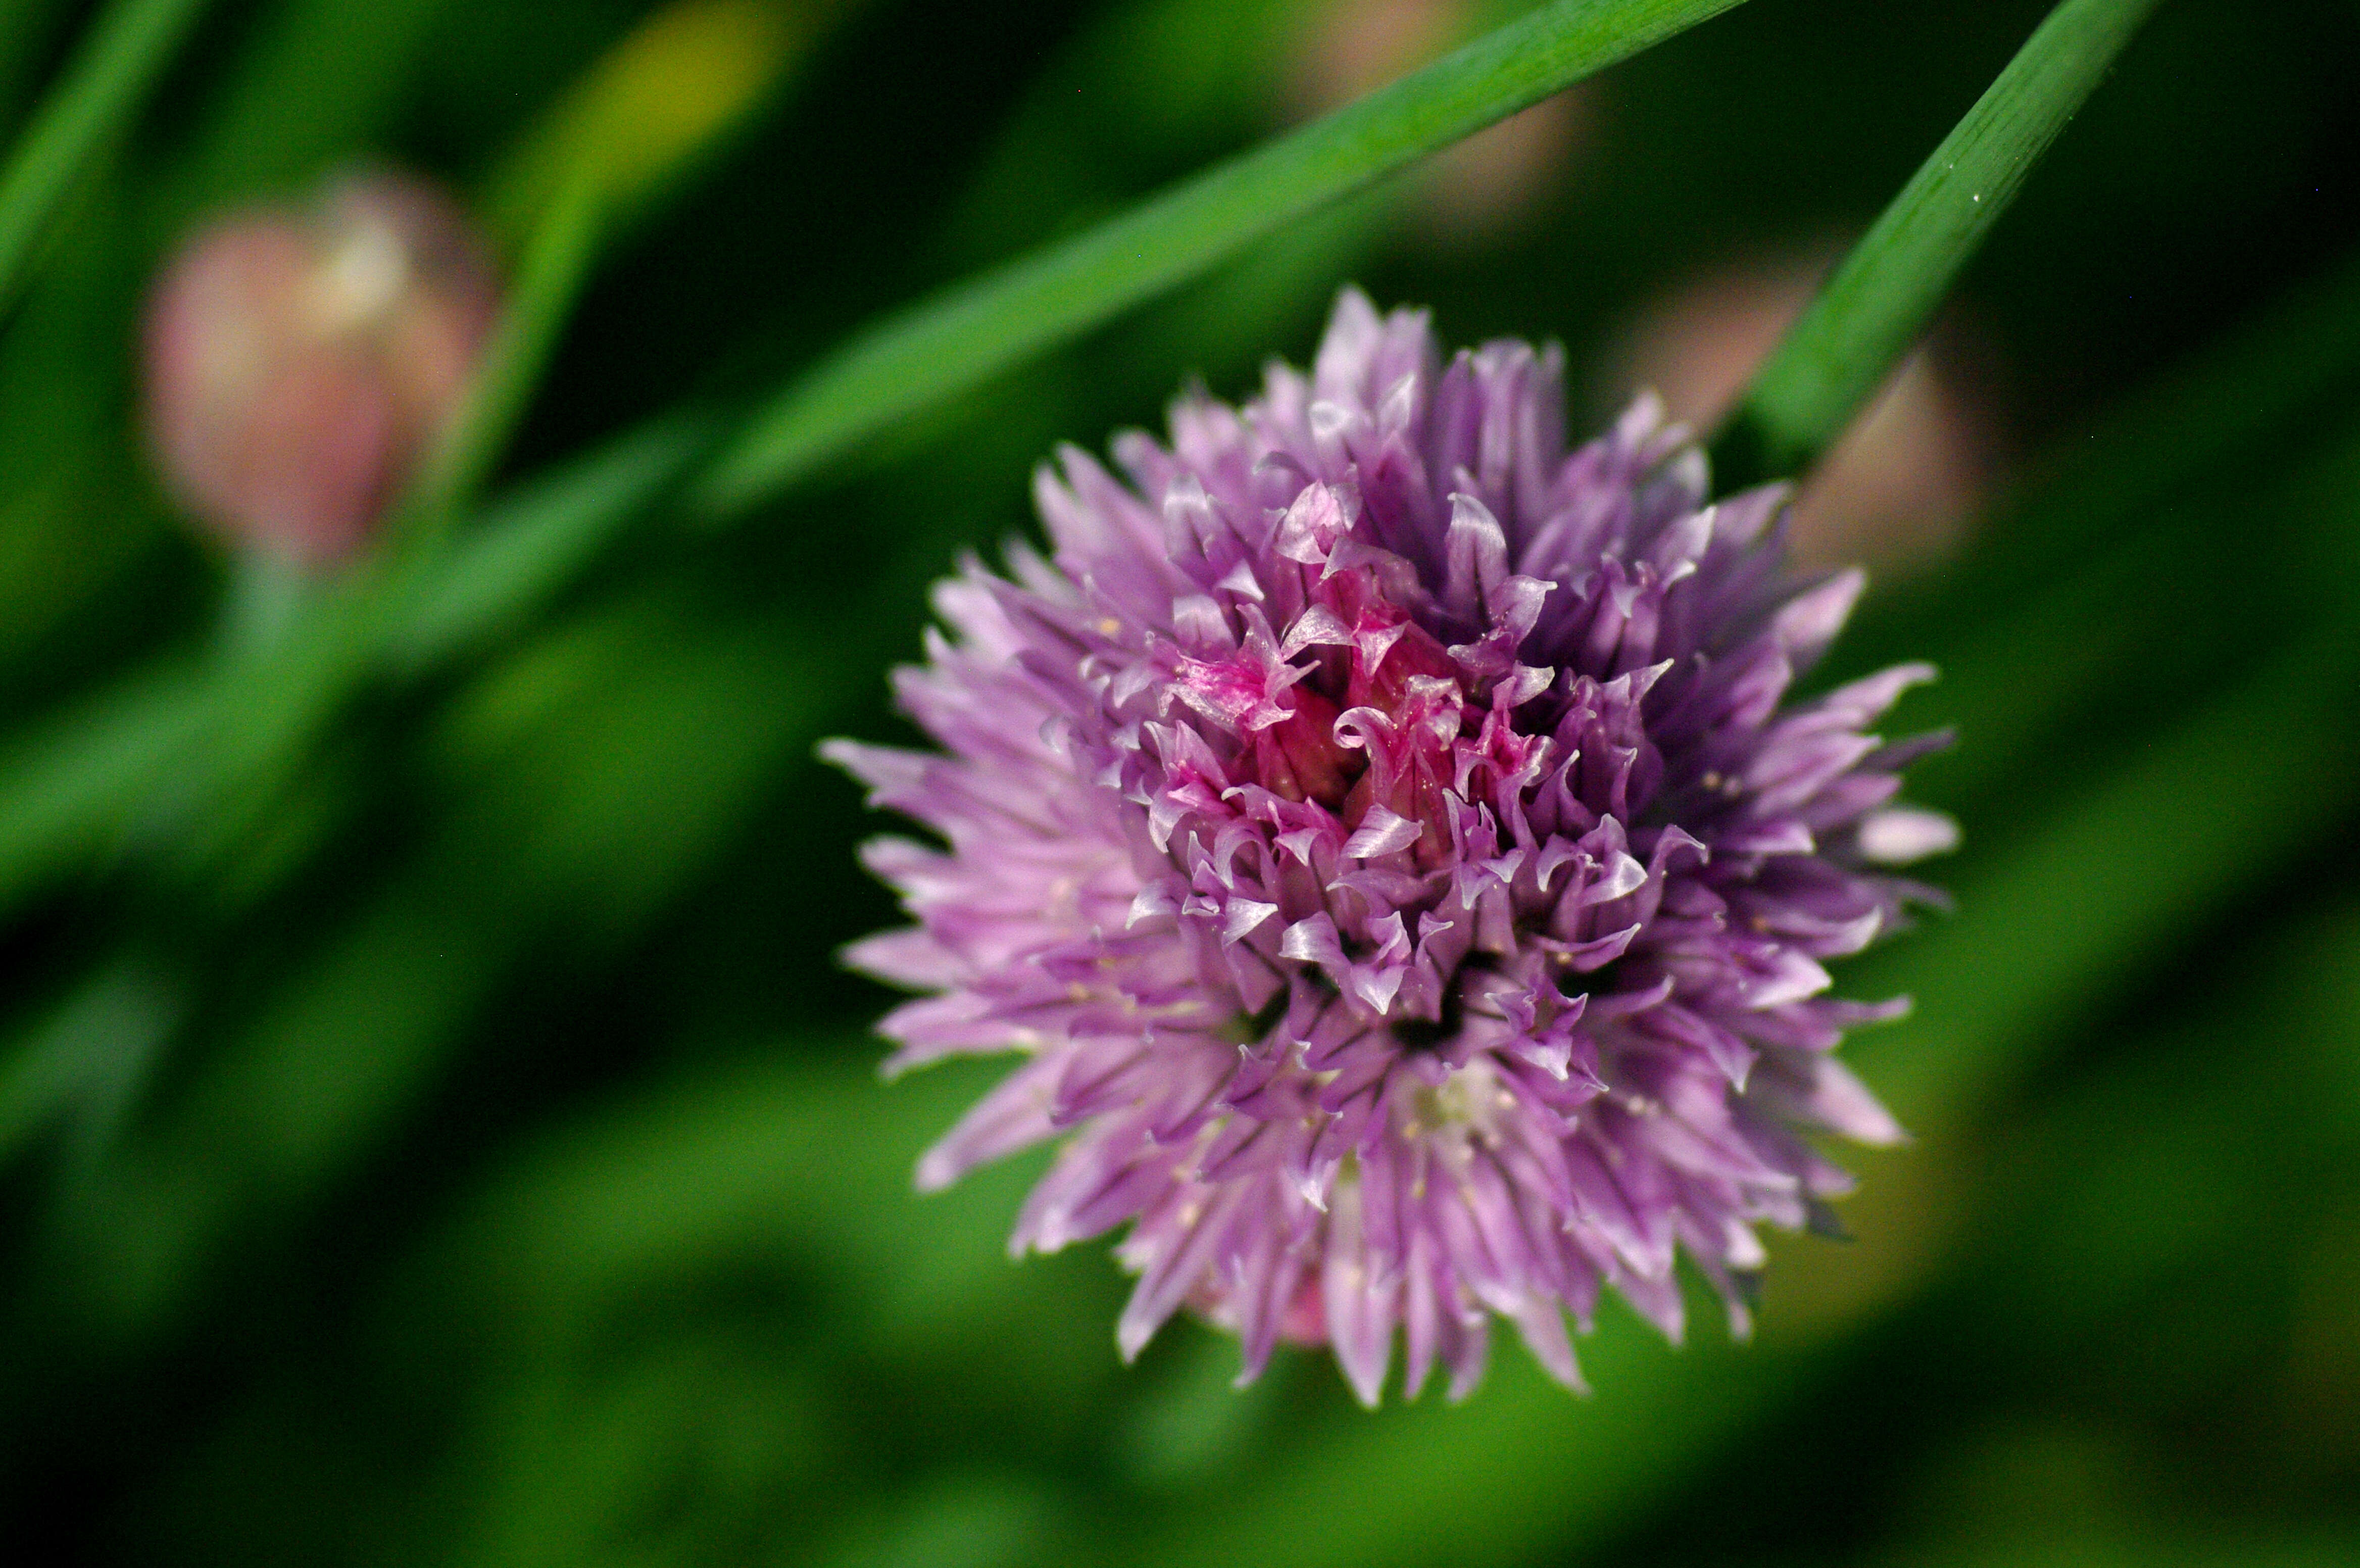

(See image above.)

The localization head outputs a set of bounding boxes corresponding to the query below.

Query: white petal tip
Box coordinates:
[1858,807,1961,865]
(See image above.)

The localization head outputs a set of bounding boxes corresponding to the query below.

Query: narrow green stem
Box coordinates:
[1711,0,2165,489]
[694,0,1751,516]
[0,0,214,314]
[0,957,179,1170]
[391,173,607,548]
[383,413,715,676]
[217,548,314,658]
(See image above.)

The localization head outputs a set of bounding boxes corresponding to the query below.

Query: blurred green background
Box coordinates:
[1,0,2357,1563]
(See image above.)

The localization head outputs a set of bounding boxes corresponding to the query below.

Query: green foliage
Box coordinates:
[695,0,1755,512]
[0,0,213,312]
[1,1,2357,1566]
[1713,0,2167,487]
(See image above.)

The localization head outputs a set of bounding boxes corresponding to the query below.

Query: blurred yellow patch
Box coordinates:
[487,0,841,239]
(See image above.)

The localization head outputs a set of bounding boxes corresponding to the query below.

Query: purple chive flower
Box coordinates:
[826,290,1952,1405]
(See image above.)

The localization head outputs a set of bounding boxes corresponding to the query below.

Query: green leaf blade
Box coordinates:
[694,0,1752,516]
[0,0,214,315]
[1713,0,2166,487]
[386,414,713,674]
[388,171,608,544]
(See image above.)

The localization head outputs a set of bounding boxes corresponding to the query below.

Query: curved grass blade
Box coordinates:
[693,0,1752,516]
[385,412,715,674]
[387,172,607,547]
[1710,0,2164,489]
[388,0,864,545]
[0,0,214,315]
[0,664,207,901]
[0,958,178,1168]
[0,2,74,128]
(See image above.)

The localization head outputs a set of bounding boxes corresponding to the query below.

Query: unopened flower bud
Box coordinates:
[143,173,500,567]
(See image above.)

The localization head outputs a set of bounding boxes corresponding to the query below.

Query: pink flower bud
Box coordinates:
[143,173,500,568]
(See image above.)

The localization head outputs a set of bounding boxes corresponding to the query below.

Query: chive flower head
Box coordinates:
[829,291,1951,1403]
